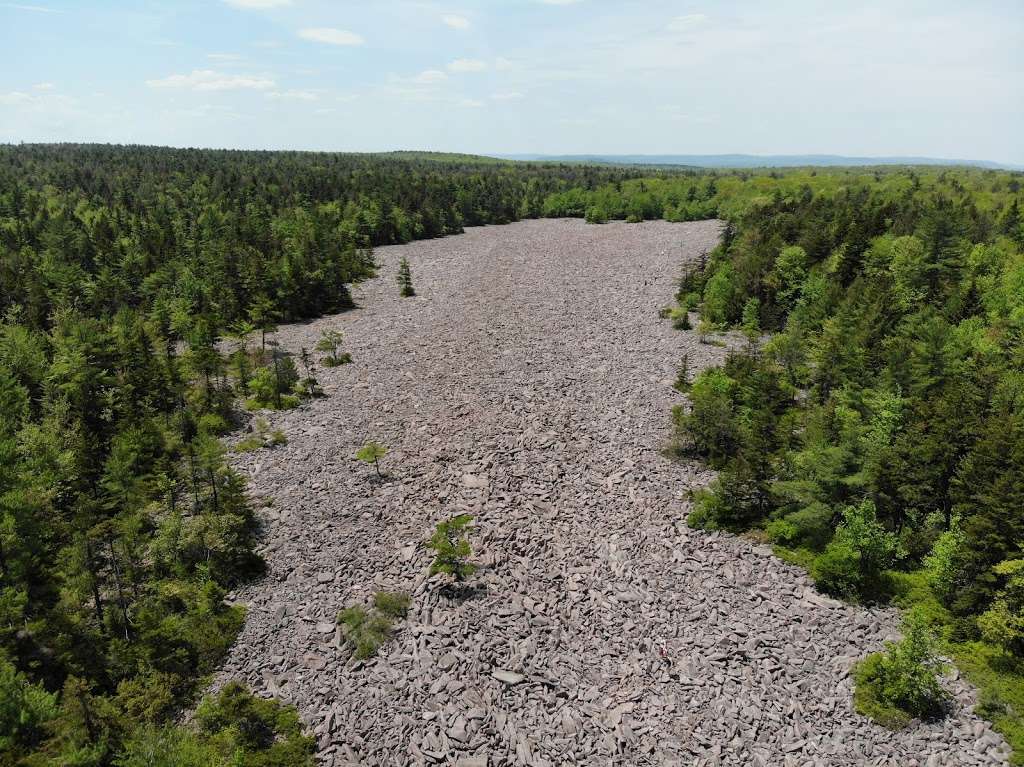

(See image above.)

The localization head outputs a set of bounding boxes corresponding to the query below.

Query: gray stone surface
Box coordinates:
[216,219,1010,766]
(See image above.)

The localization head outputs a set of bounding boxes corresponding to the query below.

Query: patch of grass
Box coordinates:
[771,543,818,571]
[322,352,352,368]
[949,643,1024,763]
[338,591,411,660]
[234,418,287,452]
[245,394,300,411]
[373,591,411,619]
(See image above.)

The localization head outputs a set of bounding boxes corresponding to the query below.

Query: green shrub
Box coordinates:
[321,351,352,368]
[315,329,351,366]
[585,206,608,224]
[235,418,287,452]
[373,591,411,619]
[669,306,692,330]
[853,613,949,729]
[197,412,231,436]
[339,591,411,659]
[118,683,315,767]
[978,559,1024,657]
[427,514,476,581]
[246,364,300,410]
[625,213,642,224]
[811,500,903,600]
[766,502,833,550]
[672,368,738,467]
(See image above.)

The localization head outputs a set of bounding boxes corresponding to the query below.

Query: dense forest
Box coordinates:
[0,144,1021,763]
[666,167,1024,753]
[0,144,688,765]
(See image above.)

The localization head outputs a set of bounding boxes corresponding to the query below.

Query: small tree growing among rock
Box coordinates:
[427,514,476,582]
[396,257,416,297]
[315,329,351,367]
[356,440,387,477]
[673,354,691,393]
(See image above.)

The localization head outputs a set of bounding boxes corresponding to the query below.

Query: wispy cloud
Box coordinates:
[448,58,487,72]
[538,0,582,5]
[2,3,61,12]
[145,70,275,91]
[222,0,290,8]
[667,13,708,32]
[442,14,470,30]
[491,91,524,100]
[207,53,243,61]
[413,69,448,84]
[266,89,320,101]
[459,98,484,107]
[298,28,364,46]
[32,82,55,90]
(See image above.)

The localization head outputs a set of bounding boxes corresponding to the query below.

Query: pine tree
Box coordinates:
[396,258,416,297]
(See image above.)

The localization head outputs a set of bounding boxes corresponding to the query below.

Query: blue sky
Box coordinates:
[1,0,1022,163]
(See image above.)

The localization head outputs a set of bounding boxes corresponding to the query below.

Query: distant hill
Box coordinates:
[497,153,1022,170]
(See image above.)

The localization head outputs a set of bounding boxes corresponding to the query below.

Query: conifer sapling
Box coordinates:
[427,514,476,582]
[396,257,416,297]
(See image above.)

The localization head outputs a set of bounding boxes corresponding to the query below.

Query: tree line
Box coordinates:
[669,165,1024,751]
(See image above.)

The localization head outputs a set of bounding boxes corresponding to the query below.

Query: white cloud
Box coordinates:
[442,14,470,30]
[538,0,582,5]
[32,82,55,90]
[2,3,61,12]
[494,57,514,71]
[222,0,290,8]
[447,58,487,72]
[207,53,243,61]
[491,91,523,100]
[459,98,484,107]
[668,13,708,32]
[412,69,448,84]
[145,70,275,91]
[267,89,319,101]
[0,92,33,106]
[298,28,364,46]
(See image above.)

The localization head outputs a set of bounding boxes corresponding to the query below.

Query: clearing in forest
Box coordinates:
[220,219,1007,767]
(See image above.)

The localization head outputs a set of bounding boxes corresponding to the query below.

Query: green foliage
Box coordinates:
[116,682,315,767]
[427,514,476,582]
[0,653,57,759]
[853,613,949,729]
[355,440,388,477]
[315,329,351,367]
[741,297,761,342]
[373,591,411,619]
[584,206,608,224]
[246,351,300,410]
[234,418,287,452]
[396,257,416,297]
[673,354,691,393]
[811,500,903,600]
[338,592,410,660]
[668,306,692,330]
[979,559,1024,656]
